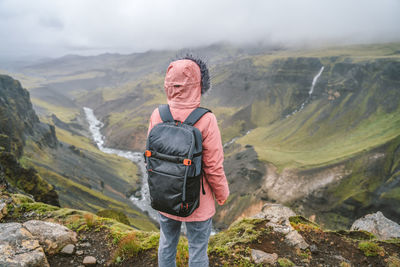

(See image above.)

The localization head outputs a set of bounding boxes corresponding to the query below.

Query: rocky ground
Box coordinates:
[1,189,400,266]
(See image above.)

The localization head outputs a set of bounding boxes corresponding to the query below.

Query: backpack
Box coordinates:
[144,104,211,217]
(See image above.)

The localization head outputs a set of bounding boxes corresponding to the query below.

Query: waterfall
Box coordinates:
[287,66,324,118]
[83,107,159,222]
[308,66,325,95]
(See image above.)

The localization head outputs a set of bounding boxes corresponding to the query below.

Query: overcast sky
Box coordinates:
[0,0,399,59]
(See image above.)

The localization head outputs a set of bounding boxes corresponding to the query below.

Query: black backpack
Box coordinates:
[144,104,210,217]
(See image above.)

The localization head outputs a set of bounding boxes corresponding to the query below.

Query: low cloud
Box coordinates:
[0,0,399,58]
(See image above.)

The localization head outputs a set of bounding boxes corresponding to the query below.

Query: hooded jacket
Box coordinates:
[147,59,229,222]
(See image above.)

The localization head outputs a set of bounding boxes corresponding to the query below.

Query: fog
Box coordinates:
[0,0,399,59]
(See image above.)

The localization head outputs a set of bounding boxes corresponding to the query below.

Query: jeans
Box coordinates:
[158,213,212,267]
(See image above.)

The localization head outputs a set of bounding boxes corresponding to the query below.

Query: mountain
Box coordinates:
[8,42,400,231]
[209,45,400,229]
[0,74,156,231]
[0,74,59,205]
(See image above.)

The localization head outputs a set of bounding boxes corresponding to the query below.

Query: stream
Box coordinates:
[83,107,159,222]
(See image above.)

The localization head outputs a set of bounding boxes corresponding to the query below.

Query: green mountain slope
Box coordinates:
[8,42,400,230]
[0,74,156,231]
[213,44,400,229]
[0,74,59,205]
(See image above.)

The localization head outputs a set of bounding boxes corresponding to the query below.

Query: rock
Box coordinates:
[0,223,29,243]
[309,244,318,253]
[0,202,7,221]
[22,220,78,254]
[286,230,309,250]
[251,249,278,265]
[83,256,97,266]
[0,222,49,267]
[254,203,309,250]
[254,203,296,223]
[61,244,75,255]
[351,211,400,240]
[0,191,13,221]
[266,221,292,234]
[76,250,84,256]
[80,242,92,248]
[333,255,349,263]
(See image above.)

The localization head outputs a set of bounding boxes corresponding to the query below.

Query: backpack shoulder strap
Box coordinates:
[158,104,174,122]
[183,107,212,126]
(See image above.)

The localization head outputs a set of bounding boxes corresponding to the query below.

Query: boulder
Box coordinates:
[22,220,78,254]
[254,203,296,223]
[351,211,400,240]
[253,203,309,250]
[0,222,49,267]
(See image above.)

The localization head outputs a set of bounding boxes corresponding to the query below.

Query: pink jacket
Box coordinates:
[147,59,229,222]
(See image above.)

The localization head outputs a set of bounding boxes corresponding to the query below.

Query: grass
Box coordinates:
[6,191,160,263]
[44,71,106,84]
[208,218,265,256]
[381,186,400,201]
[111,230,160,263]
[97,209,130,225]
[238,103,400,171]
[358,241,385,257]
[47,126,139,186]
[289,215,320,230]
[54,127,97,152]
[114,232,143,259]
[31,97,80,122]
[176,237,189,267]
[336,230,375,241]
[8,192,155,236]
[28,165,156,231]
[0,70,47,89]
[221,120,246,144]
[20,120,152,229]
[278,258,295,267]
[252,43,400,67]
[224,44,400,172]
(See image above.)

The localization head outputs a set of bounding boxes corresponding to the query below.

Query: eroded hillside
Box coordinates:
[5,42,400,230]
[0,74,156,231]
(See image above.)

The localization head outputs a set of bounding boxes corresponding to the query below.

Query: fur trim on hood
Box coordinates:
[178,54,210,95]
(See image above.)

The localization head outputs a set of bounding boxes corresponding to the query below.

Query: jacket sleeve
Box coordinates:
[147,108,159,135]
[202,113,229,205]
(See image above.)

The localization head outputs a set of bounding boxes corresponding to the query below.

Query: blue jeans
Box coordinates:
[158,213,212,267]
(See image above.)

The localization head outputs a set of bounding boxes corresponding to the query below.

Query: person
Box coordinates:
[147,56,229,267]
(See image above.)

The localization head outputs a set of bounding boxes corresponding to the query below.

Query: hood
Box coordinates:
[164,59,201,109]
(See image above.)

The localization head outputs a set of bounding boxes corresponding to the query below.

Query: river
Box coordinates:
[83,107,159,222]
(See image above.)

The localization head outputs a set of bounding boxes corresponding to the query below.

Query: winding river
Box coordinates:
[83,107,159,222]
